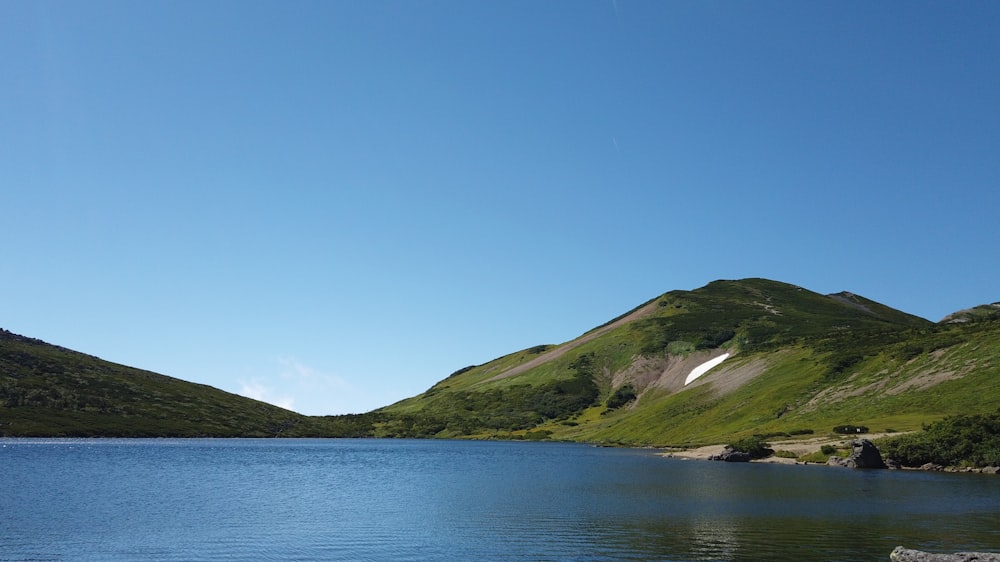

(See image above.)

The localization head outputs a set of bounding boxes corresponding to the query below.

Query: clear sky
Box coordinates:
[3,1,998,415]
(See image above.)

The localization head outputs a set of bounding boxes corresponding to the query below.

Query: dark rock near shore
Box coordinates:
[848,438,888,468]
[828,439,887,469]
[890,546,1000,561]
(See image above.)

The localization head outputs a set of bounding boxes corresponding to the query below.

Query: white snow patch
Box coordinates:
[684,353,731,386]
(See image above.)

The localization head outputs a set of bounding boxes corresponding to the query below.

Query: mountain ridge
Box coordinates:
[2,278,997,444]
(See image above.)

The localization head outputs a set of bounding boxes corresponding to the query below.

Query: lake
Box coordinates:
[1,438,998,561]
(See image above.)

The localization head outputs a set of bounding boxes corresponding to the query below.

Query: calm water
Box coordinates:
[1,439,998,561]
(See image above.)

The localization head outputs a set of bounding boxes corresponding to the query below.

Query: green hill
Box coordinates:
[377,279,999,445]
[0,329,369,437]
[2,278,998,446]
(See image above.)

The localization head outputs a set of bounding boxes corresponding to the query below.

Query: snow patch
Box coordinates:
[684,353,730,386]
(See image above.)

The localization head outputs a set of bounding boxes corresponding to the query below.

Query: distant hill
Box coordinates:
[2,278,998,444]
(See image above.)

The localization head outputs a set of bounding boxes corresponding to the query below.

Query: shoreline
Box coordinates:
[660,434,1000,473]
[662,433,892,466]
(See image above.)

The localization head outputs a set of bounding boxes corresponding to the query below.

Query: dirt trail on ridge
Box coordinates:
[482,300,661,384]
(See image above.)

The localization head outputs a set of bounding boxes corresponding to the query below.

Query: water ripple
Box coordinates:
[2,438,999,561]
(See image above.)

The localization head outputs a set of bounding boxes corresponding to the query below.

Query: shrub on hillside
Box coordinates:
[879,412,1000,468]
[833,425,869,434]
[726,435,774,459]
[695,329,736,350]
[606,384,637,410]
[523,430,552,440]
[447,365,477,378]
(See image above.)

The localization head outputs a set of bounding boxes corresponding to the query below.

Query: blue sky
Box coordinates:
[3,1,998,415]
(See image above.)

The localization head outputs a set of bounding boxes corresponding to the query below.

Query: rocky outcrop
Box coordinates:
[890,546,1000,561]
[827,439,887,469]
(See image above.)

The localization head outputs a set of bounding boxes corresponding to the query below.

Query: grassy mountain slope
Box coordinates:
[379,279,999,445]
[3,278,997,443]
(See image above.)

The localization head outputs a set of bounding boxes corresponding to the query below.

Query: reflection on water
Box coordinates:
[688,517,739,561]
[1,438,998,561]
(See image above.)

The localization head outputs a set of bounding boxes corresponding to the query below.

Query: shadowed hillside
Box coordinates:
[0,329,373,437]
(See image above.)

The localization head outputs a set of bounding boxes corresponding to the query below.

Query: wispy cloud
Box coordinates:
[276,356,350,388]
[274,356,353,415]
[235,357,374,416]
[238,378,296,411]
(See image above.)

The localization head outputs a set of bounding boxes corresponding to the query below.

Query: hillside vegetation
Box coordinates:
[2,279,998,454]
[377,279,999,446]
